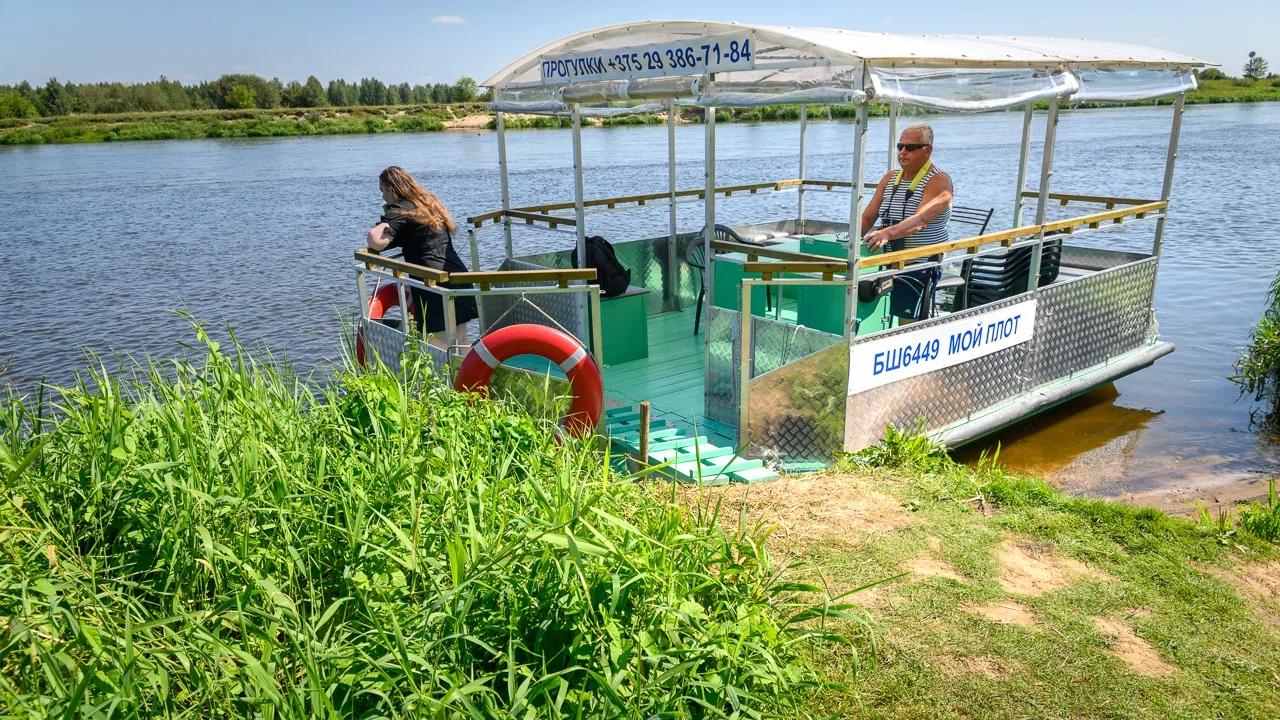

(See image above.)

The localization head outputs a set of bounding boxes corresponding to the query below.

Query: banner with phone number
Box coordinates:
[540,32,756,85]
[848,299,1038,395]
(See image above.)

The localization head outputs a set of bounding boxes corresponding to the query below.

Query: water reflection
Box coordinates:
[954,385,1160,489]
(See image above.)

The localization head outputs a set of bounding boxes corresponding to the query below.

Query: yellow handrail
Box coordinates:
[861,201,1167,269]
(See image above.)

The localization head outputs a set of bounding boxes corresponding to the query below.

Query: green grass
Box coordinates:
[767,430,1280,718]
[0,326,863,718]
[0,104,479,144]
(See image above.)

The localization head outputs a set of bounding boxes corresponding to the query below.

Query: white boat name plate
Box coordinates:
[848,299,1038,395]
[540,32,756,85]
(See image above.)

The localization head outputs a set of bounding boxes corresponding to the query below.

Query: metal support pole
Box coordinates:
[846,101,869,335]
[588,287,604,363]
[571,104,587,267]
[571,104,595,358]
[738,281,753,440]
[797,104,808,227]
[887,101,900,172]
[1012,103,1034,227]
[1152,93,1185,260]
[467,228,486,331]
[395,280,410,332]
[667,98,679,311]
[443,294,458,360]
[702,100,716,339]
[495,108,514,261]
[355,269,369,318]
[1029,97,1060,289]
[467,227,480,272]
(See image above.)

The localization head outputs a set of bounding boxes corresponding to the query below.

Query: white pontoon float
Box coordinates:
[355,21,1207,481]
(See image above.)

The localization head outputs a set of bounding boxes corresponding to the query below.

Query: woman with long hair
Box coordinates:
[366,165,478,346]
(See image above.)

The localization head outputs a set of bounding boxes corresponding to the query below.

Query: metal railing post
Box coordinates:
[468,228,486,330]
[846,97,868,335]
[738,281,753,443]
[1029,97,1060,290]
[667,98,679,311]
[797,104,808,226]
[887,101,900,172]
[1012,103,1034,227]
[1152,93,1186,261]
[588,286,604,363]
[495,106,514,261]
[703,86,717,342]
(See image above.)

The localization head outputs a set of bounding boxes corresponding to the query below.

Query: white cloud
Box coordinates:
[432,15,466,25]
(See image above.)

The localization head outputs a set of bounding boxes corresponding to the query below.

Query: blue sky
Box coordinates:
[1,0,1274,86]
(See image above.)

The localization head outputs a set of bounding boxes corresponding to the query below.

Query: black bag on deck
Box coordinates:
[572,235,632,298]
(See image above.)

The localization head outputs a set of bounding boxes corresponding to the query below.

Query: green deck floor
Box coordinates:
[602,306,707,419]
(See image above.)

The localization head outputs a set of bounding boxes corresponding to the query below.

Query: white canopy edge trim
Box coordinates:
[690,87,865,107]
[488,101,669,118]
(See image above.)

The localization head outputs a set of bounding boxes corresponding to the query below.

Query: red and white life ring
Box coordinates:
[355,283,404,367]
[454,324,603,437]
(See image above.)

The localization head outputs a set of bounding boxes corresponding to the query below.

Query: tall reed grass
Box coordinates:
[0,328,861,717]
[1234,269,1280,427]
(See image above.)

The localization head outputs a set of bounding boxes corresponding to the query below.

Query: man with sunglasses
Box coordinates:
[860,124,954,324]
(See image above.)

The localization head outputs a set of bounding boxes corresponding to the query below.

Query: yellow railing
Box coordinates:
[355,249,597,287]
[863,201,1167,270]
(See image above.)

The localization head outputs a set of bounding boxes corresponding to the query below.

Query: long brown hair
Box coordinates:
[379,166,455,234]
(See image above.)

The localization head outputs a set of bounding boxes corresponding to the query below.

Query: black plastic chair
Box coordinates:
[687,236,708,334]
[713,224,774,314]
[949,205,995,235]
[933,206,995,314]
[959,234,1063,309]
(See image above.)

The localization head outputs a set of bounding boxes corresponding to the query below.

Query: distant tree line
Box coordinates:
[0,74,484,119]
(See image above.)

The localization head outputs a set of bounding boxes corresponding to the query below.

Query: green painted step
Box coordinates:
[671,444,735,462]
[673,456,764,481]
[608,419,668,436]
[729,467,779,483]
[649,435,708,452]
[611,426,681,447]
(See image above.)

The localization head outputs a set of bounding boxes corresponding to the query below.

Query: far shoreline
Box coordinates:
[4,78,1280,147]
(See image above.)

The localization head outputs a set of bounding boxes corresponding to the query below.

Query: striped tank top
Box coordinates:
[877,163,951,262]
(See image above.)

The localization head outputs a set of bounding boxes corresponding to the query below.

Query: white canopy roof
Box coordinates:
[484,21,1208,114]
[485,20,1209,90]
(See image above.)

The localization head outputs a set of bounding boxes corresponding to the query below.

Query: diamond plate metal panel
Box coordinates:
[844,256,1159,451]
[355,319,447,374]
[705,306,740,425]
[1025,258,1157,385]
[356,319,408,373]
[746,319,847,465]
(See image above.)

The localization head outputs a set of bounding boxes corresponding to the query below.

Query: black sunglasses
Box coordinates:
[897,143,930,152]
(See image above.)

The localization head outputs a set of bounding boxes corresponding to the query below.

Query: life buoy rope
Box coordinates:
[455,324,603,437]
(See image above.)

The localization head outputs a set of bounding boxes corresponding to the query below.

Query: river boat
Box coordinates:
[354,21,1207,482]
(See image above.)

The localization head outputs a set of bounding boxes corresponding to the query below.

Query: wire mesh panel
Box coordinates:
[704,306,740,425]
[844,256,1160,451]
[745,318,847,465]
[477,259,590,347]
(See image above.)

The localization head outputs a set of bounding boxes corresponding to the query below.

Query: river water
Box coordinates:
[2,103,1277,509]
